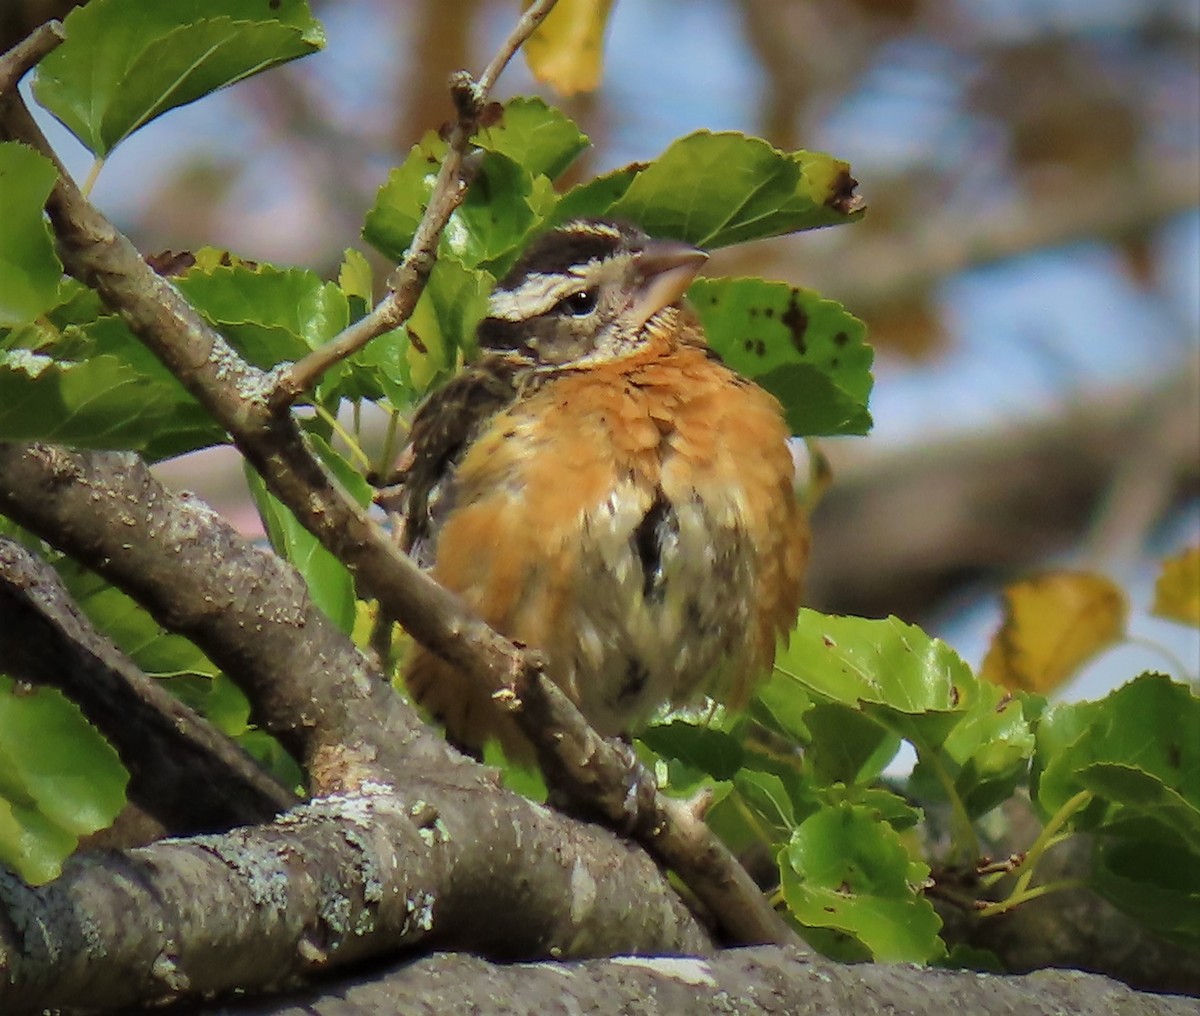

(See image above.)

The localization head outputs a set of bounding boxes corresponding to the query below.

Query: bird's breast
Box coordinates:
[422,344,806,737]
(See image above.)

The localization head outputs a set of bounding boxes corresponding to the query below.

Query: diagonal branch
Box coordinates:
[0,536,294,831]
[0,17,62,94]
[267,0,563,407]
[0,441,450,794]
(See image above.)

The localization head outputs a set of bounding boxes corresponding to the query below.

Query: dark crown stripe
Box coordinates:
[500,220,627,284]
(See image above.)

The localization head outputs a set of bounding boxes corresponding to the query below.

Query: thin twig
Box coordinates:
[518,669,799,947]
[0,19,64,96]
[268,0,562,408]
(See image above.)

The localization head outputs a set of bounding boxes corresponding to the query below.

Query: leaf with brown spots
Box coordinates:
[981,572,1129,694]
[689,277,872,437]
[1151,545,1200,627]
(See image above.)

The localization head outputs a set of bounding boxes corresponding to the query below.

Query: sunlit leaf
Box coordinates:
[0,143,62,328]
[1152,545,1200,627]
[523,0,615,97]
[475,97,589,180]
[364,131,539,271]
[0,349,224,461]
[0,677,128,884]
[980,571,1128,694]
[33,0,324,157]
[689,278,872,437]
[609,132,863,247]
[176,257,349,368]
[778,610,1035,820]
[780,803,943,962]
[245,465,356,634]
[338,248,374,309]
[1033,674,1200,850]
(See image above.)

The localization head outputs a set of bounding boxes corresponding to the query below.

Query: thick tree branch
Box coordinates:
[167,946,1194,1016]
[0,441,446,792]
[0,781,710,1014]
[269,0,562,405]
[0,537,294,830]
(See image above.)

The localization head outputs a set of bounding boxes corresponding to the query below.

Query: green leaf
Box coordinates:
[355,257,492,400]
[54,560,217,678]
[609,132,862,248]
[734,769,795,838]
[849,786,923,831]
[1034,674,1200,848]
[364,133,539,272]
[804,703,899,787]
[780,803,943,962]
[749,669,813,742]
[177,258,349,369]
[551,165,641,224]
[33,0,324,157]
[0,676,128,884]
[338,248,374,314]
[1091,836,1200,950]
[475,97,588,181]
[777,610,975,716]
[688,278,872,437]
[640,720,744,781]
[0,143,62,328]
[245,465,356,634]
[778,610,1035,820]
[0,349,225,460]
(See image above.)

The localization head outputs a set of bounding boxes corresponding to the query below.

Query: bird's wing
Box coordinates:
[394,354,529,568]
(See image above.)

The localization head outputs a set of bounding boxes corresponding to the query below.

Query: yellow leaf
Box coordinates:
[1152,545,1200,627]
[980,571,1128,694]
[523,0,615,97]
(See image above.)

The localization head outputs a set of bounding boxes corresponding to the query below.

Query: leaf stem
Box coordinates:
[80,156,103,197]
[976,877,1089,917]
[976,789,1092,915]
[924,750,979,866]
[312,403,371,473]
[375,406,405,482]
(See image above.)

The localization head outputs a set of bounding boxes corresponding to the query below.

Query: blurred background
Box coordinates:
[7,0,1199,693]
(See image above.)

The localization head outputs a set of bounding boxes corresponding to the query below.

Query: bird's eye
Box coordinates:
[560,288,598,316]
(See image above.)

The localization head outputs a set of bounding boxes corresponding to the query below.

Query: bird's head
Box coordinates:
[477,219,708,366]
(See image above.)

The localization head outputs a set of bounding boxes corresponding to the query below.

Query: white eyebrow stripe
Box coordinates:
[487,263,600,320]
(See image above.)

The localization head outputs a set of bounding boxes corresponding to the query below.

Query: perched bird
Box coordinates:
[398,219,808,760]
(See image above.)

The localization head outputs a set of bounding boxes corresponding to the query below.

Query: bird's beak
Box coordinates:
[629,239,708,328]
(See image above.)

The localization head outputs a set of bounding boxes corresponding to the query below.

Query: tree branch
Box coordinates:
[163,946,1194,1016]
[267,0,563,406]
[0,16,61,94]
[0,441,444,792]
[0,537,294,831]
[0,781,711,1013]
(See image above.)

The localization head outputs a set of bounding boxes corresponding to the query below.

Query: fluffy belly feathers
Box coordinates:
[405,343,807,757]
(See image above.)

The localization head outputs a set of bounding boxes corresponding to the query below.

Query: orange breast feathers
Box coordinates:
[405,340,809,758]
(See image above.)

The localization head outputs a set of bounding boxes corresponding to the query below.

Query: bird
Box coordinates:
[396,218,808,762]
